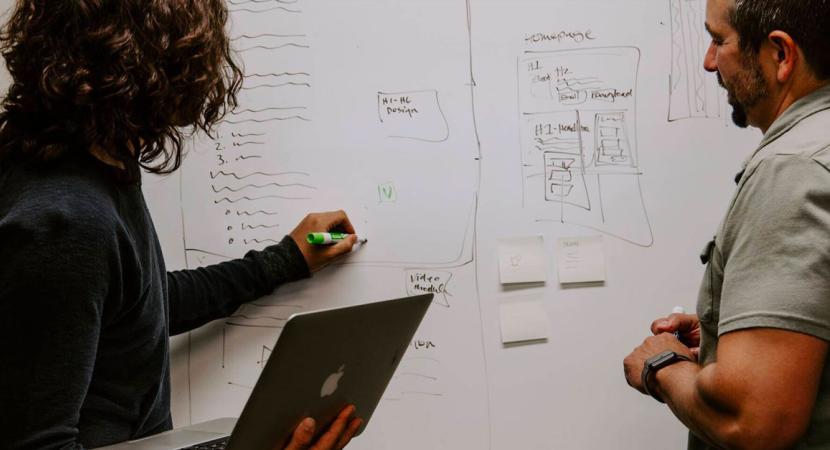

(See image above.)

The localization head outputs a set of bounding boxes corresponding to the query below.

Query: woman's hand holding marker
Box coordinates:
[289,211,366,273]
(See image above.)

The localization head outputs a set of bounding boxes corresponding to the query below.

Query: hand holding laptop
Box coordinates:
[283,405,363,450]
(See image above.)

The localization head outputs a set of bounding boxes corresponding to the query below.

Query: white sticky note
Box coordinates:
[499,301,551,344]
[556,236,606,284]
[497,236,548,284]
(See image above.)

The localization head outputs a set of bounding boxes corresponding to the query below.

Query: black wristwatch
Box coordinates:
[641,351,692,403]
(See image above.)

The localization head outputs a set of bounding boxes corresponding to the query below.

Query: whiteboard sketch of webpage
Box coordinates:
[177,1,488,449]
[668,0,727,121]
[518,47,654,247]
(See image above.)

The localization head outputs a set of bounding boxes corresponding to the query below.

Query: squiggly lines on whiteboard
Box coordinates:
[244,72,310,79]
[384,391,444,401]
[229,6,301,14]
[244,238,280,245]
[241,82,311,90]
[211,182,317,193]
[396,372,439,381]
[231,132,266,137]
[222,115,311,124]
[232,33,305,41]
[210,170,311,179]
[231,106,307,115]
[228,0,298,5]
[236,210,279,216]
[214,194,311,204]
[242,223,280,230]
[238,43,309,52]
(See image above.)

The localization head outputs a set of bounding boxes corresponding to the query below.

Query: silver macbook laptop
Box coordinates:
[96,293,434,450]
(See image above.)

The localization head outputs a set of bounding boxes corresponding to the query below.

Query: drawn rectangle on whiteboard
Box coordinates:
[377,90,449,142]
[497,236,548,284]
[556,235,606,284]
[499,301,551,344]
[599,127,618,137]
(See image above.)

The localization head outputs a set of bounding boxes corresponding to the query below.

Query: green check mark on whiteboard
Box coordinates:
[379,182,397,203]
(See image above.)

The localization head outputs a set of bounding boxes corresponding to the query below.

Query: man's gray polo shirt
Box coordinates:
[691,84,830,449]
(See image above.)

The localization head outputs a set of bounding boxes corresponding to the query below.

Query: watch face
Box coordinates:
[647,351,676,368]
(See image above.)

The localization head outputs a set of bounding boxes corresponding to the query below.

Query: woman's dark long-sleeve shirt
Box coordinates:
[0,155,309,449]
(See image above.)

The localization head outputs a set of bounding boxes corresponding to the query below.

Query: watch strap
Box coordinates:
[641,351,692,403]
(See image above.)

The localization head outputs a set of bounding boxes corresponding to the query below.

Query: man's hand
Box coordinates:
[282,405,363,450]
[623,333,695,395]
[651,313,701,357]
[289,211,359,273]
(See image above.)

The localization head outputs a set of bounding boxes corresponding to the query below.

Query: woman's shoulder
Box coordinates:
[0,157,125,243]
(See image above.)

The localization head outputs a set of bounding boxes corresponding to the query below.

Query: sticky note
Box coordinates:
[499,301,550,344]
[556,235,606,284]
[497,236,548,284]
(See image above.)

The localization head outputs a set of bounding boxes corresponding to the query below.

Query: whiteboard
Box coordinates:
[0,0,763,448]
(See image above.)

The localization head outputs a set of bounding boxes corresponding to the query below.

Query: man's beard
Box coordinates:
[717,57,767,128]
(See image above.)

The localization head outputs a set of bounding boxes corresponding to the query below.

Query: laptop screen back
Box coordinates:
[227,293,433,450]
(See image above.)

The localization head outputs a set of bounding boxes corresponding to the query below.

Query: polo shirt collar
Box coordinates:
[741,83,830,171]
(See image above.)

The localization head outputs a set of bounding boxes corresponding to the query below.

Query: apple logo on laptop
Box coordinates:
[320,365,346,398]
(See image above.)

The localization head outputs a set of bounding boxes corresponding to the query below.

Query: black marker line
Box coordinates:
[228,0,298,5]
[229,6,301,13]
[210,170,311,179]
[241,82,311,89]
[231,106,307,114]
[241,224,280,230]
[402,356,441,363]
[260,345,273,366]
[185,248,234,261]
[238,43,309,52]
[400,391,444,397]
[244,72,310,78]
[223,116,311,124]
[244,238,280,245]
[396,372,439,381]
[236,210,279,216]
[232,33,305,41]
[214,194,312,204]
[212,182,317,193]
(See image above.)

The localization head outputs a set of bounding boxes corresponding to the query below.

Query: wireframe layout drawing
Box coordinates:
[518,47,653,247]
[181,1,479,270]
[175,1,490,449]
[668,0,726,121]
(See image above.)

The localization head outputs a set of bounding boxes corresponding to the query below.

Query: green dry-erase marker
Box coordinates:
[306,232,367,245]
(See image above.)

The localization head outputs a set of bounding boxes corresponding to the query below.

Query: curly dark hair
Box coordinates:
[0,0,243,176]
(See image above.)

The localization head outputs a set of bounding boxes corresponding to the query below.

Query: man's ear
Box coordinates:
[767,30,798,83]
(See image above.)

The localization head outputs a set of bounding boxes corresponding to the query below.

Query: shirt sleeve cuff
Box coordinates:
[245,235,311,288]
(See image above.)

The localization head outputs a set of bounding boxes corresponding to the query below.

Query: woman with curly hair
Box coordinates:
[0,1,361,449]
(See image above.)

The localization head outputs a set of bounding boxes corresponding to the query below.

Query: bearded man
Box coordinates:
[624,0,830,449]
